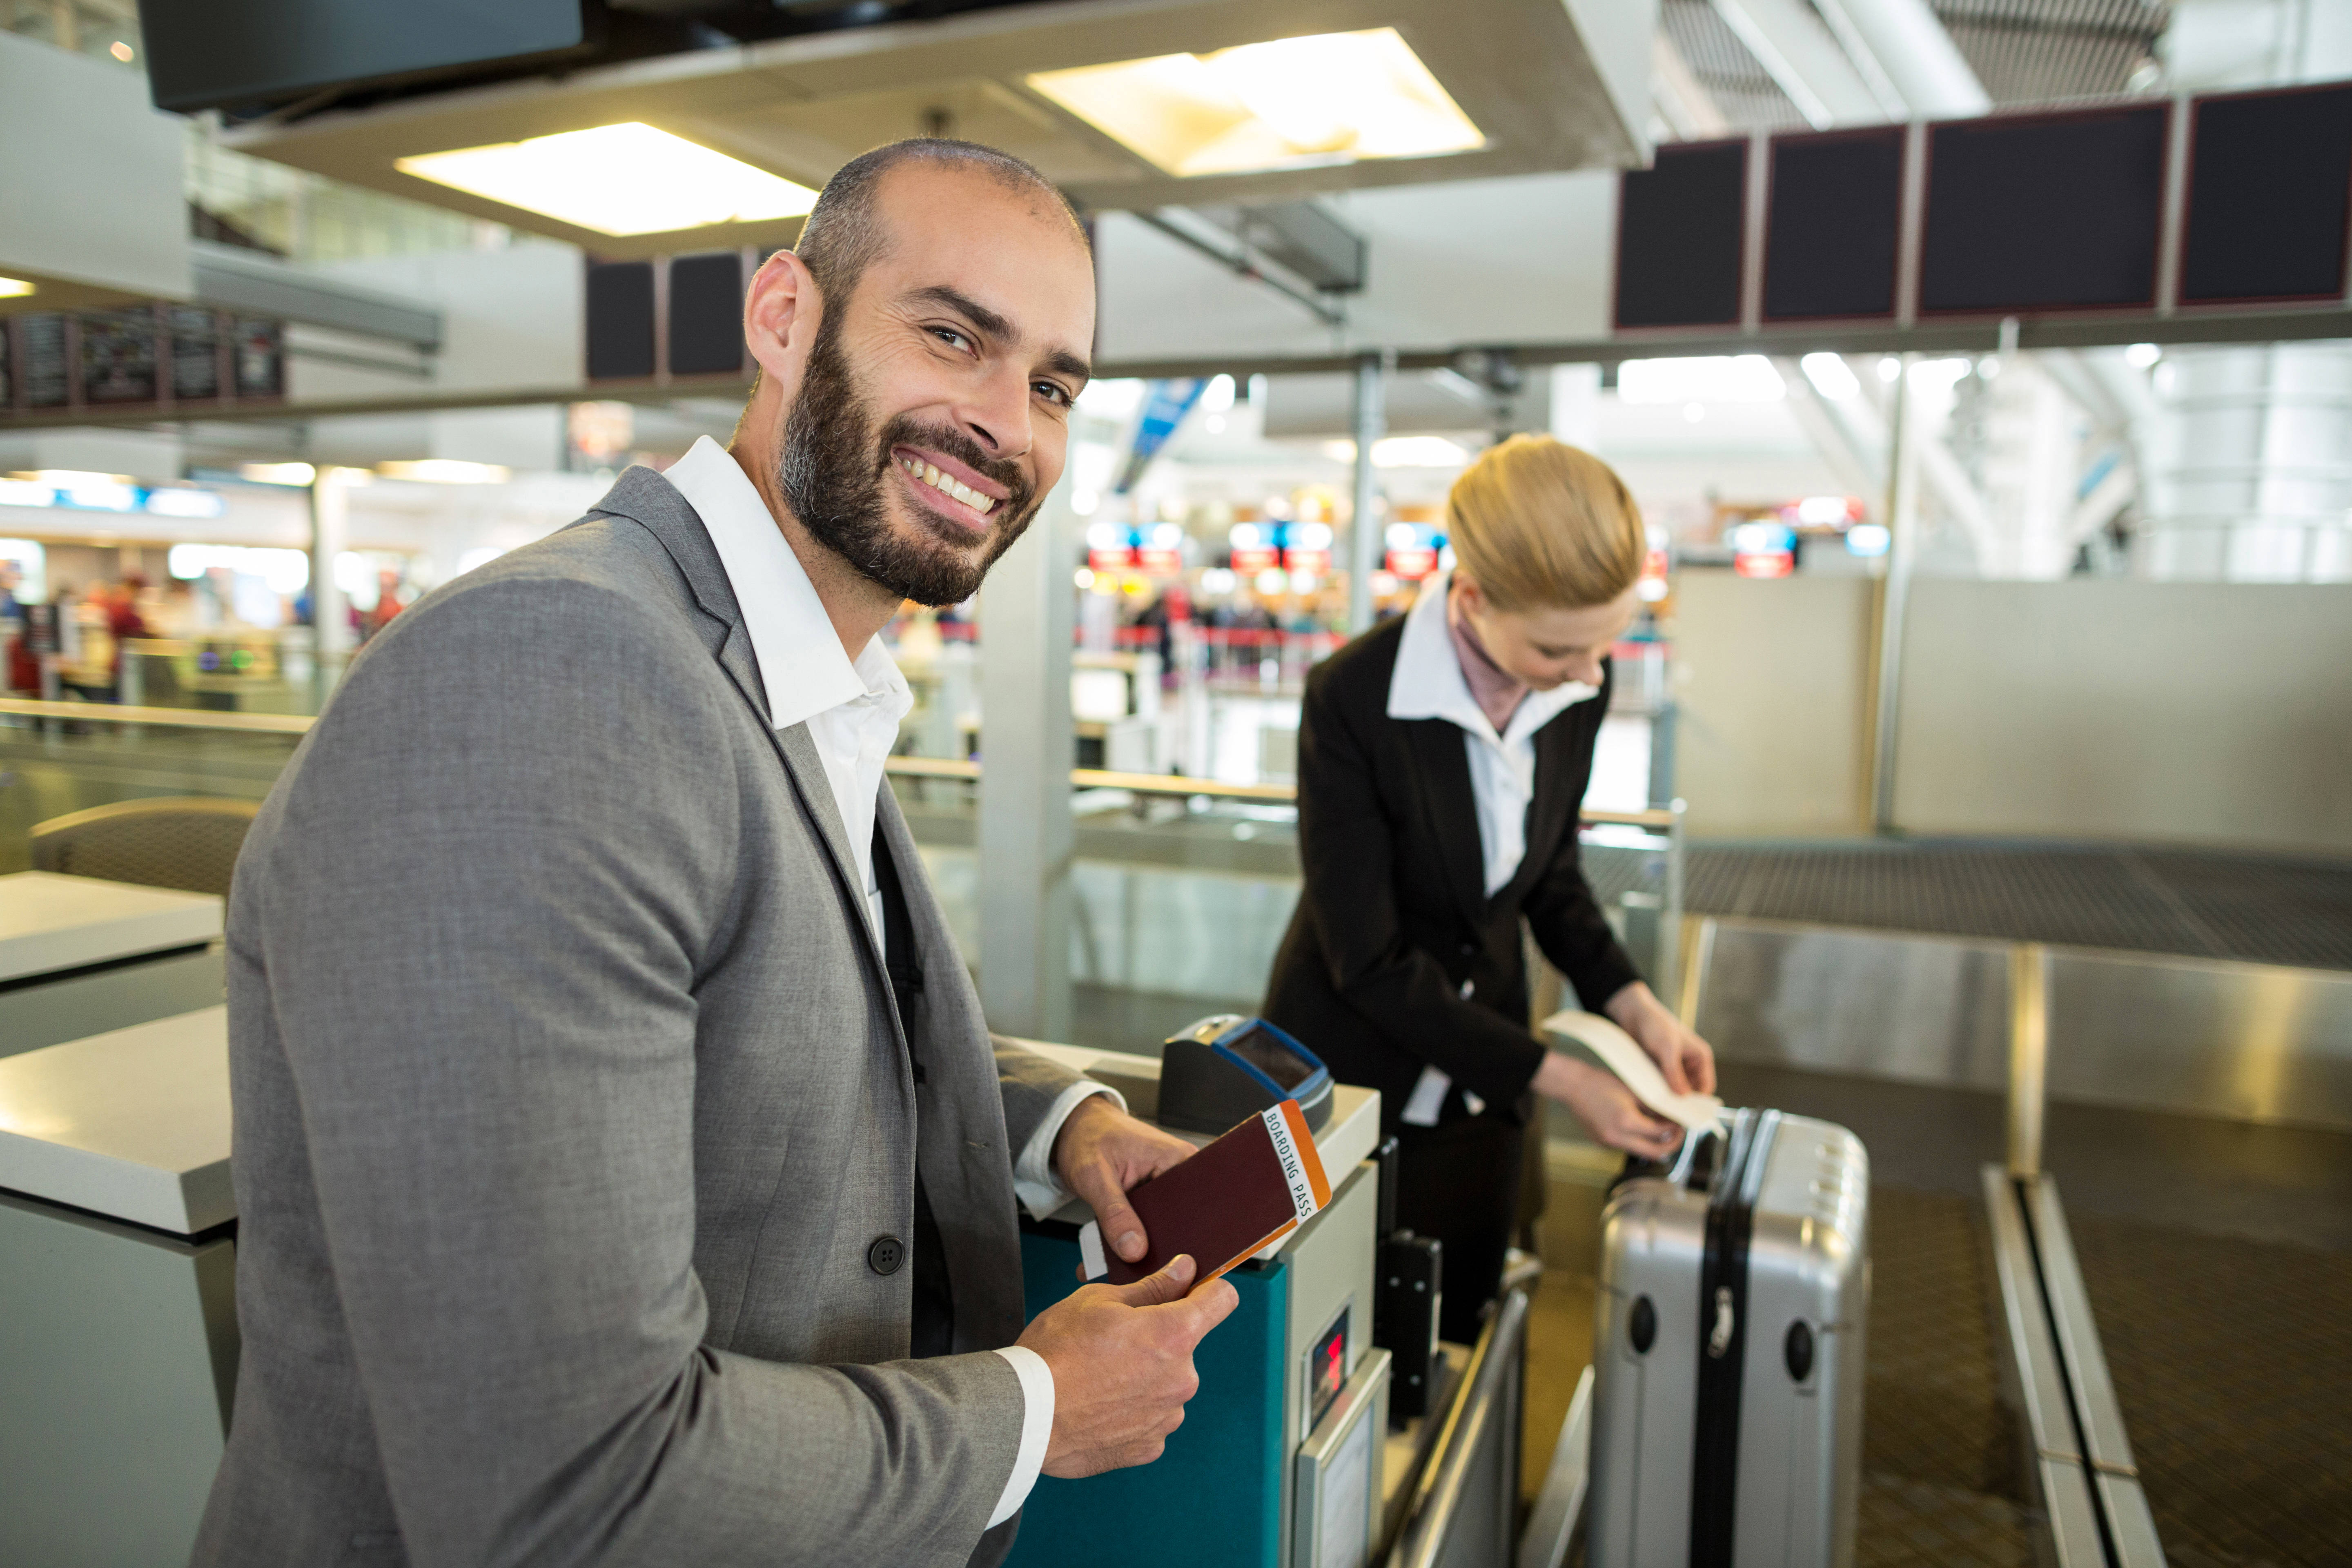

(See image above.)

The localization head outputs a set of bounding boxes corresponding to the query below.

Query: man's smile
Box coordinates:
[892,444,1006,529]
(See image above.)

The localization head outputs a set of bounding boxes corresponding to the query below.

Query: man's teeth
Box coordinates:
[898,455,996,515]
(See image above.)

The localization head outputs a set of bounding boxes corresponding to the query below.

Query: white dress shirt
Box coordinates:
[1384,572,1599,1125]
[663,436,1110,1528]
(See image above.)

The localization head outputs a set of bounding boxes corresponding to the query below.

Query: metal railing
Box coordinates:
[0,700,1686,960]
[1388,1285,1533,1568]
[0,698,314,735]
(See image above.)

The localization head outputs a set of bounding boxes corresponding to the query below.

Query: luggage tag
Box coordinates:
[1539,1009,1727,1141]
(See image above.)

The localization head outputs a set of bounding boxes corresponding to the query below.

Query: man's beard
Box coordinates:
[776,314,1038,607]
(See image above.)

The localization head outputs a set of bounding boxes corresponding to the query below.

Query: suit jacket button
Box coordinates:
[867,1235,906,1276]
[1459,942,1476,956]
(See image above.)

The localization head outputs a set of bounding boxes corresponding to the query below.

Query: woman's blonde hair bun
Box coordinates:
[1444,434,1645,612]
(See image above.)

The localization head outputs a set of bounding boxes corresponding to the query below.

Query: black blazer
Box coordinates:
[1262,615,1642,1131]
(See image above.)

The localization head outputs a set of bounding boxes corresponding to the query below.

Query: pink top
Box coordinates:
[1445,583,1529,734]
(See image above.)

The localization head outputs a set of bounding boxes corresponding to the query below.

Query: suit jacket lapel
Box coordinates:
[588,464,888,983]
[1404,718,1491,927]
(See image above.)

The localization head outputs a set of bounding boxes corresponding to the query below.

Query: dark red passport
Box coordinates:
[1080,1101,1334,1290]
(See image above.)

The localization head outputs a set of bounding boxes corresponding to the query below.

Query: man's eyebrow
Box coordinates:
[909,284,1013,342]
[909,283,1090,386]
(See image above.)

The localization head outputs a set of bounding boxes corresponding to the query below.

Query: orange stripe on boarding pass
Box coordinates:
[1278,1099,1333,1209]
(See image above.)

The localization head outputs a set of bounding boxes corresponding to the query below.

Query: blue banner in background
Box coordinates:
[1114,377,1207,494]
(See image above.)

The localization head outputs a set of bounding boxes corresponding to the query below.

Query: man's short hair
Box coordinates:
[794,138,1089,310]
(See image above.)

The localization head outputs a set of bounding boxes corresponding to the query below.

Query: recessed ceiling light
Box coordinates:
[1028,28,1483,179]
[240,462,317,486]
[395,123,817,237]
[0,277,35,298]
[376,460,510,484]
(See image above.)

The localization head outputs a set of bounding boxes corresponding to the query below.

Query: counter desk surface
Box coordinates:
[0,1005,231,1234]
[0,871,223,984]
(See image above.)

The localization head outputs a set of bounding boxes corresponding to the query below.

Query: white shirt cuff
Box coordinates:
[986,1345,1055,1528]
[1011,1081,1126,1220]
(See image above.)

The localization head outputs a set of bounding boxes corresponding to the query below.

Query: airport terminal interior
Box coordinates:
[1,0,2348,1565]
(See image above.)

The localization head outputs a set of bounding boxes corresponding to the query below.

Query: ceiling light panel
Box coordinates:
[0,277,35,298]
[1028,28,1484,178]
[395,123,817,237]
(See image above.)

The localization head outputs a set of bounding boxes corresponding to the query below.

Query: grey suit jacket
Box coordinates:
[192,466,1085,1567]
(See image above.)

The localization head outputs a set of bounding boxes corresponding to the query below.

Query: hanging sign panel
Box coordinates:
[1918,104,2169,315]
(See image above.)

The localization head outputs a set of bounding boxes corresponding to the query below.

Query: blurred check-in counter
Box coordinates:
[0,1005,236,1568]
[0,872,225,1059]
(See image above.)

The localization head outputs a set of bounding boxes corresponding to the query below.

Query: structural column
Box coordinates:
[1345,350,1389,636]
[1868,354,1919,833]
[978,478,1076,1040]
[307,468,352,697]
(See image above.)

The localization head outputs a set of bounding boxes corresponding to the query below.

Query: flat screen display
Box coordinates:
[2180,84,2352,304]
[586,261,656,381]
[138,0,588,114]
[668,252,746,378]
[1225,1025,1315,1091]
[1920,105,2168,314]
[1764,127,1904,321]
[1615,140,1747,330]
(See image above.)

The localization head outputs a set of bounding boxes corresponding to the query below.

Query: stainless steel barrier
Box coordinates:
[1387,1286,1532,1568]
[1515,1365,1594,1568]
[1986,956,2167,1567]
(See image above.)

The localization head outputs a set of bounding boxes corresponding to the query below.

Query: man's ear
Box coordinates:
[744,249,817,382]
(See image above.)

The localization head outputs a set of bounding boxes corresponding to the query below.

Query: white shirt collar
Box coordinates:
[1385,572,1596,747]
[660,435,911,731]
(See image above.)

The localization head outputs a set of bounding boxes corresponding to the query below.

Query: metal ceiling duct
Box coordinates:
[216,0,1655,259]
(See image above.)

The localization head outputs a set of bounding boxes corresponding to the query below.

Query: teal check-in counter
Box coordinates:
[1004,1042,1391,1568]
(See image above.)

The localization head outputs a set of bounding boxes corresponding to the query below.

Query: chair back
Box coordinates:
[30,797,262,899]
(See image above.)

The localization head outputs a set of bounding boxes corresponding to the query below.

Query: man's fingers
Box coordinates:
[1097,1200,1146,1262]
[1187,1276,1240,1334]
[1154,1274,1239,1345]
[1067,1160,1149,1261]
[1110,1253,1196,1307]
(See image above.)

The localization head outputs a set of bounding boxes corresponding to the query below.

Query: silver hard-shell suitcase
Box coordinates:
[1588,1109,1871,1568]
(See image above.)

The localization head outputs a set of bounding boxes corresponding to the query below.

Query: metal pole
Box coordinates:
[2006,943,2050,1179]
[1660,797,1687,1007]
[1346,350,1389,635]
[308,468,352,704]
[1869,354,1918,833]
[977,473,1077,1040]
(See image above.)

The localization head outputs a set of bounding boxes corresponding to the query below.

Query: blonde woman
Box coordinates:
[1262,434,1715,1341]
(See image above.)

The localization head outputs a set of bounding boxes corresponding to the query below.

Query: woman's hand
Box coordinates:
[1532,1051,1684,1160]
[1604,980,1717,1096]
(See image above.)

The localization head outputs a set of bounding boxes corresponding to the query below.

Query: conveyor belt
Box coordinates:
[2068,1214,2352,1567]
[1857,1185,2038,1568]
[1681,841,2352,972]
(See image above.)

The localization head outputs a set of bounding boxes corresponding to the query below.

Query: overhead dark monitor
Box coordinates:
[137,0,590,114]
[2180,84,2352,305]
[1764,126,1904,321]
[1615,140,1748,330]
[585,261,656,382]
[1920,105,2168,314]
[667,253,746,378]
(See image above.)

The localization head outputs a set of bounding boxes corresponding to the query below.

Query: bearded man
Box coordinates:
[194,140,1234,1568]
